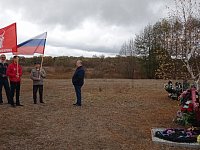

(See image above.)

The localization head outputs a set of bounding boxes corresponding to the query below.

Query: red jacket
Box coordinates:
[6,62,22,82]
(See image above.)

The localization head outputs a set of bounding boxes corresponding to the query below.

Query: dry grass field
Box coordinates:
[0,79,197,150]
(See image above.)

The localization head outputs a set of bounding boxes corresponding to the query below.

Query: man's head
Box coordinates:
[0,54,6,61]
[13,55,19,63]
[76,60,82,67]
[34,62,41,69]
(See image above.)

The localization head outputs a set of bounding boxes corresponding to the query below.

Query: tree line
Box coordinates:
[14,56,142,79]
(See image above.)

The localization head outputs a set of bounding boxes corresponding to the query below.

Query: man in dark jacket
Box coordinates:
[72,60,85,106]
[0,54,14,107]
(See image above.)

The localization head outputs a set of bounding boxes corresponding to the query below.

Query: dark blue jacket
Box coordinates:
[0,62,8,78]
[72,66,85,86]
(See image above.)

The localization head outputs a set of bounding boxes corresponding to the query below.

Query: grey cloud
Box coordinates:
[47,39,116,53]
[1,0,174,55]
[1,0,171,29]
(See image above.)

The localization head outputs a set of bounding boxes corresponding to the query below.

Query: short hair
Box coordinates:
[0,54,6,58]
[77,60,82,65]
[13,55,19,59]
[34,62,41,65]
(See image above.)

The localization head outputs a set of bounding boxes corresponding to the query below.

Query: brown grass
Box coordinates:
[0,79,195,150]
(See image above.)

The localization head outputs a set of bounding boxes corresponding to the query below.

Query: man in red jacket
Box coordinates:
[6,56,23,106]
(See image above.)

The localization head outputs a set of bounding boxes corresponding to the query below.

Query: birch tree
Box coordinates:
[169,0,200,90]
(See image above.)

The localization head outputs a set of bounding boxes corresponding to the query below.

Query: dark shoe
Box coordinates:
[40,101,44,103]
[11,104,15,107]
[73,103,81,106]
[16,104,23,106]
[73,103,77,106]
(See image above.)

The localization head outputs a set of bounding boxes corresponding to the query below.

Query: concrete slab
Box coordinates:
[151,128,200,149]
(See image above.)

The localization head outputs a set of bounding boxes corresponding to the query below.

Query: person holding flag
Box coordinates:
[0,54,14,107]
[30,61,46,104]
[6,56,23,106]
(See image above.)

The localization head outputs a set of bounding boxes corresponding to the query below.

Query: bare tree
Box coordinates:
[119,38,135,56]
[168,0,200,90]
[119,38,136,79]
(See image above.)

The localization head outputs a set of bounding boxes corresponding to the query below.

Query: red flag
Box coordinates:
[0,23,17,53]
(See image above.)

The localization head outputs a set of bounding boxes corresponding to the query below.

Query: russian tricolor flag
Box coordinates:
[15,32,47,55]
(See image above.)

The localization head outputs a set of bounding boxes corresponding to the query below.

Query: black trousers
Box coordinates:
[0,77,12,104]
[10,81,21,105]
[74,85,82,105]
[33,85,43,103]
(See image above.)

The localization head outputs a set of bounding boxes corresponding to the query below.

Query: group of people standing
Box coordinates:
[0,54,46,107]
[0,54,85,107]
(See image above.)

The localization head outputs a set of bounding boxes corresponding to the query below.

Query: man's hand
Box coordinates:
[16,73,19,78]
[2,74,6,77]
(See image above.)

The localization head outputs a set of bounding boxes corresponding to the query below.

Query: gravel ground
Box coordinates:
[0,79,197,150]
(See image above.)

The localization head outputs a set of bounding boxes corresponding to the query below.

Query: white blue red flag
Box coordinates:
[0,23,17,53]
[15,32,47,55]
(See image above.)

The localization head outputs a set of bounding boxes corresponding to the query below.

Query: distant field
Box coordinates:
[0,79,194,150]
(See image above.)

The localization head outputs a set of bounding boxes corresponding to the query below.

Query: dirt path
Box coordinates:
[0,79,196,150]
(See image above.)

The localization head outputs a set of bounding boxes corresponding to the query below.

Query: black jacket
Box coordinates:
[0,62,8,78]
[72,66,85,86]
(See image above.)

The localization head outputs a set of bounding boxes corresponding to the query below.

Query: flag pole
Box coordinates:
[41,55,44,70]
[16,55,19,77]
[38,55,44,80]
[40,32,47,71]
[15,23,19,78]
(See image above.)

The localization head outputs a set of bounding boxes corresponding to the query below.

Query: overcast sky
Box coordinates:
[0,0,173,57]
